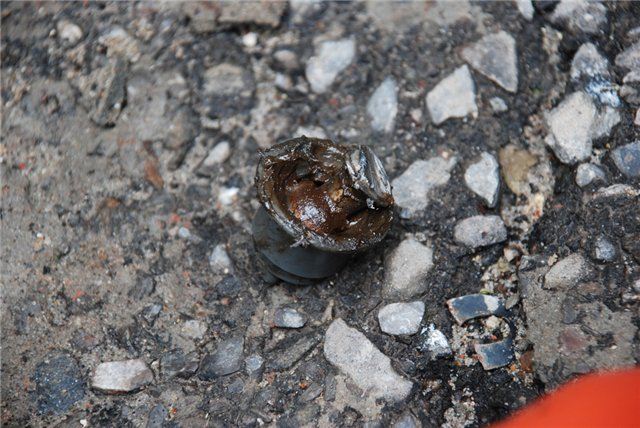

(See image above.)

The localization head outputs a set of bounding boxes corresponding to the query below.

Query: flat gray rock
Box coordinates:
[391,155,457,218]
[575,163,606,187]
[489,96,508,113]
[615,40,640,70]
[611,141,640,178]
[461,31,518,93]
[544,91,596,164]
[324,319,413,403]
[464,152,500,207]
[306,38,356,93]
[454,215,507,249]
[367,77,398,133]
[551,0,607,35]
[198,336,244,379]
[544,254,593,290]
[273,308,307,329]
[515,0,534,20]
[426,65,477,124]
[203,63,247,96]
[91,359,153,393]
[378,301,425,335]
[383,238,434,299]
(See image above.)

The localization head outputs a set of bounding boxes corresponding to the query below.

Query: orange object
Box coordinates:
[495,368,640,428]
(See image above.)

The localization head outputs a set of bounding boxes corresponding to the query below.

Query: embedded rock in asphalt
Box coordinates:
[378,301,425,335]
[203,63,248,96]
[323,319,413,403]
[570,43,610,81]
[421,324,452,359]
[367,77,398,133]
[383,238,434,299]
[33,351,85,415]
[575,163,606,187]
[611,141,640,178]
[454,215,507,249]
[305,37,356,93]
[273,307,307,329]
[198,336,244,379]
[544,91,596,165]
[461,31,518,93]
[391,155,457,218]
[594,236,616,262]
[426,65,477,125]
[464,152,500,207]
[615,41,640,70]
[91,359,153,393]
[515,0,534,20]
[209,244,234,274]
[544,253,593,290]
[550,0,607,35]
[489,96,508,113]
[90,56,127,127]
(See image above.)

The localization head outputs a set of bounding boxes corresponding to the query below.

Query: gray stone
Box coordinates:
[575,163,606,187]
[544,91,596,165]
[393,412,421,428]
[244,354,264,377]
[324,319,413,403]
[209,244,234,274]
[98,27,141,63]
[391,155,457,218]
[464,152,500,207]
[515,0,534,20]
[181,319,207,340]
[203,63,247,96]
[198,336,244,379]
[57,20,83,45]
[266,333,321,371]
[367,77,398,133]
[421,324,452,359]
[454,215,507,248]
[160,349,198,379]
[203,141,231,165]
[615,41,640,70]
[306,38,356,93]
[571,43,610,81]
[273,308,307,329]
[611,141,640,178]
[274,49,299,71]
[383,238,434,299]
[185,1,285,32]
[489,96,508,113]
[147,404,168,428]
[33,351,85,415]
[378,301,425,335]
[90,57,127,127]
[461,31,518,93]
[91,359,153,393]
[294,125,327,139]
[594,236,616,262]
[426,65,477,124]
[544,254,593,290]
[551,0,607,35]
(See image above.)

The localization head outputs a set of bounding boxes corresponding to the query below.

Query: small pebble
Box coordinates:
[489,97,508,113]
[203,141,232,166]
[91,359,153,393]
[594,236,616,262]
[273,308,307,329]
[245,354,264,377]
[306,37,356,93]
[367,76,398,133]
[575,163,606,187]
[57,20,83,45]
[383,238,434,299]
[454,215,507,249]
[427,65,477,125]
[464,152,500,207]
[544,254,593,290]
[421,324,452,359]
[461,31,518,93]
[378,301,425,335]
[611,141,640,178]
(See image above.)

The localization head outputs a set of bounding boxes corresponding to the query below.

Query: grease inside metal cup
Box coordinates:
[252,137,394,284]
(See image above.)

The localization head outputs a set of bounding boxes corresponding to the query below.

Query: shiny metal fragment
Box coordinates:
[446,294,506,325]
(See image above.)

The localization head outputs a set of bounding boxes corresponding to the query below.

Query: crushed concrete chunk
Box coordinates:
[378,301,425,335]
[91,359,153,393]
[427,65,477,124]
[383,238,434,299]
[324,319,413,403]
[461,31,518,93]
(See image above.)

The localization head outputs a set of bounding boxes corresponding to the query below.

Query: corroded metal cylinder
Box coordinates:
[252,137,394,285]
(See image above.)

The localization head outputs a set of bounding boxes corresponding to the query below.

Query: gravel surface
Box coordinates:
[1,1,639,427]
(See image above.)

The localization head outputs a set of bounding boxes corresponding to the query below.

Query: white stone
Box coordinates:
[544,91,596,164]
[544,253,593,290]
[489,97,508,113]
[571,43,610,80]
[461,31,518,93]
[209,244,234,274]
[426,65,477,125]
[57,20,83,45]
[514,0,534,20]
[575,163,606,187]
[305,38,356,93]
[204,63,246,95]
[98,27,141,62]
[294,125,327,139]
[367,77,398,133]
[203,141,232,166]
[615,41,640,70]
[324,319,413,403]
[217,187,239,206]
[594,236,615,262]
[454,215,507,248]
[391,155,457,218]
[464,152,500,207]
[383,238,434,299]
[181,319,207,340]
[421,324,452,359]
[242,32,258,48]
[91,360,153,393]
[551,0,607,35]
[378,301,425,335]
